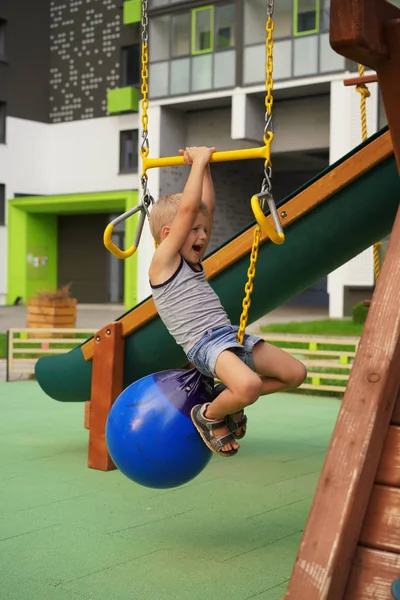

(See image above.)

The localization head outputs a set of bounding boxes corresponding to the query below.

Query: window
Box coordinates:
[215,4,235,48]
[172,13,190,57]
[192,7,214,54]
[0,20,6,61]
[0,184,5,226]
[120,130,138,173]
[0,103,5,144]
[149,4,235,97]
[294,0,320,36]
[149,15,170,62]
[320,0,330,31]
[122,44,141,87]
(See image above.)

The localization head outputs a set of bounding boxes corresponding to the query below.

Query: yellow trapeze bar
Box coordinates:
[104,223,137,259]
[142,145,270,175]
[251,195,285,245]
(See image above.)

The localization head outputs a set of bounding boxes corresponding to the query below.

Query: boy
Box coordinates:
[149,146,306,457]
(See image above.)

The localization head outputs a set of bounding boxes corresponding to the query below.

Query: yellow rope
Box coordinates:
[356,63,381,281]
[236,14,274,345]
[356,64,370,144]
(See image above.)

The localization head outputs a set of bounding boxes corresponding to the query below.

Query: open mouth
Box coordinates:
[193,245,201,254]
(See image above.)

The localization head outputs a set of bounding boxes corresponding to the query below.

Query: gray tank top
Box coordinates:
[150,257,231,355]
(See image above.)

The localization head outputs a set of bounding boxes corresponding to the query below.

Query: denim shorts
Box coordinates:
[186,325,264,379]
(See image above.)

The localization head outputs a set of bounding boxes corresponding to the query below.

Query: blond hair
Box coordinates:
[149,194,182,244]
[149,193,209,244]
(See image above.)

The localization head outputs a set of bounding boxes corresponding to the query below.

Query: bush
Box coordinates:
[352,301,369,325]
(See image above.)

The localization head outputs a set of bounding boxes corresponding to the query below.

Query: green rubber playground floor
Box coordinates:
[0,381,340,600]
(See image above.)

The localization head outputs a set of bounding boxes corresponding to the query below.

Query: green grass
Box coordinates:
[0,333,6,358]
[260,318,363,337]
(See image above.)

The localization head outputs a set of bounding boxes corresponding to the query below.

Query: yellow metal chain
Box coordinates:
[237,226,262,345]
[356,63,381,280]
[264,15,274,145]
[237,7,274,345]
[140,41,149,160]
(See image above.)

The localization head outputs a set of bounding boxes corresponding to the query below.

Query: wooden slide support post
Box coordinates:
[88,321,124,471]
[284,202,400,600]
[330,0,400,172]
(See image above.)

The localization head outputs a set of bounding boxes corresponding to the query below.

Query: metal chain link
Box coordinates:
[236,1,274,344]
[140,0,154,209]
[140,0,149,162]
[237,226,262,345]
[261,0,275,203]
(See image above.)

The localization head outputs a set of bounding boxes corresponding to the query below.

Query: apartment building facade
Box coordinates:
[0,0,393,314]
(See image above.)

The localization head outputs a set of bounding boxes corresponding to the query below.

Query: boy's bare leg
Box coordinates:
[206,344,307,447]
[205,351,263,452]
[252,341,307,394]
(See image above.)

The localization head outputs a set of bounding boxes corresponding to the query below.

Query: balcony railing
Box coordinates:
[149,48,235,98]
[243,33,345,86]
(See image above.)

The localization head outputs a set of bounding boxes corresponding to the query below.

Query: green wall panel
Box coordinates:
[26,214,58,300]
[107,86,139,114]
[123,0,141,24]
[7,206,28,305]
[7,191,138,308]
[7,211,58,304]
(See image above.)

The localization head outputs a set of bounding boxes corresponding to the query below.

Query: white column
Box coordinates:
[231,91,264,142]
[328,77,379,318]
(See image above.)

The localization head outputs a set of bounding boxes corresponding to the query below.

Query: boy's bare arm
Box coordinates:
[202,165,215,217]
[153,147,215,268]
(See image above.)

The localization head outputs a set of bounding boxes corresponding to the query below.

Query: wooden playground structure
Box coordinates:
[284,1,400,598]
[75,0,400,597]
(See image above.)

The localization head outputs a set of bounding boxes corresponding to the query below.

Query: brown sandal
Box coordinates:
[191,403,238,457]
[213,384,248,439]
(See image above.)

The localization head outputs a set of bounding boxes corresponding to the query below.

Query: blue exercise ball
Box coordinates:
[106,368,213,489]
[392,578,400,600]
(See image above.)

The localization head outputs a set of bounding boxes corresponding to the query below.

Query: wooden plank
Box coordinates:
[27,306,77,316]
[302,360,352,370]
[392,393,400,425]
[344,546,400,600]
[81,130,394,362]
[284,204,400,600]
[12,338,90,344]
[280,348,356,358]
[88,322,124,471]
[27,315,76,325]
[12,348,78,355]
[27,298,77,308]
[10,328,108,334]
[344,74,378,87]
[360,484,400,553]
[84,401,90,430]
[300,383,347,393]
[307,372,350,381]
[330,0,400,71]
[376,426,400,486]
[262,335,359,346]
[11,359,39,365]
[377,19,400,172]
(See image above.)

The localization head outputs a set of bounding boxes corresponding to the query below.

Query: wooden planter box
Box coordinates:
[27,297,77,332]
